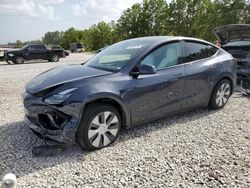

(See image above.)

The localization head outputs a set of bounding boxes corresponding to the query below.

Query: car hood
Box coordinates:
[5,49,21,53]
[213,24,250,45]
[26,65,111,94]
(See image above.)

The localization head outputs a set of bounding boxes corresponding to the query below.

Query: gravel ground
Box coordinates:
[0,54,249,187]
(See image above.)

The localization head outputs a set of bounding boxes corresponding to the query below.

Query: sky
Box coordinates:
[0,0,143,44]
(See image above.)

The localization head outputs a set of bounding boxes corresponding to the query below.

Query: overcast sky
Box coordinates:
[0,0,143,44]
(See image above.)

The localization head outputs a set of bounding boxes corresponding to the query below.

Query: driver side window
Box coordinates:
[27,46,35,51]
[141,42,182,70]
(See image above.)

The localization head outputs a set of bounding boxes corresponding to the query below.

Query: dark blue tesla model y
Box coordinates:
[23,36,236,150]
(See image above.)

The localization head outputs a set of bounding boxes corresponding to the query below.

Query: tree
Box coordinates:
[42,31,63,45]
[16,40,22,47]
[60,28,79,49]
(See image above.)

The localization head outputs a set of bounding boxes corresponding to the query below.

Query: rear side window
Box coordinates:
[184,42,218,63]
[27,45,36,51]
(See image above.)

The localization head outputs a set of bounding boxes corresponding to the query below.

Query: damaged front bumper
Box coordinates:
[236,59,250,82]
[22,92,83,145]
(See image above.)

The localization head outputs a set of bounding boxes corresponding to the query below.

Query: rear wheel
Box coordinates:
[14,56,24,64]
[76,103,121,151]
[208,79,231,109]
[50,54,59,62]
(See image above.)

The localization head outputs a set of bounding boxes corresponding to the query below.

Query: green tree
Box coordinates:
[42,31,63,45]
[60,28,79,49]
[16,40,22,47]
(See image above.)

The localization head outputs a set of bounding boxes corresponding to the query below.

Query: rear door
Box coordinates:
[35,45,47,59]
[182,41,219,108]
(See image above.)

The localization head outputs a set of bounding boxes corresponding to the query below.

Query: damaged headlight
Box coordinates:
[44,88,77,105]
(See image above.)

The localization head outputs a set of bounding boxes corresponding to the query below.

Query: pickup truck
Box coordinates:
[4,44,64,64]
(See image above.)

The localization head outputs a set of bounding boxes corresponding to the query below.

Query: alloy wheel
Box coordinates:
[88,111,119,148]
[16,57,24,64]
[215,83,230,107]
[52,55,59,62]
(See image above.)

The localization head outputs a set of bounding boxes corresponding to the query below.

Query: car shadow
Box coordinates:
[0,107,217,179]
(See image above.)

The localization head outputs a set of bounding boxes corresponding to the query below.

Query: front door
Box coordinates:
[126,41,186,124]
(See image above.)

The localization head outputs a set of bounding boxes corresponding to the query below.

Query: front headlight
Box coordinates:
[44,88,77,105]
[8,53,14,57]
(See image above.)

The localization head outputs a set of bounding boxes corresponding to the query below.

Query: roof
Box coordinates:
[123,36,215,46]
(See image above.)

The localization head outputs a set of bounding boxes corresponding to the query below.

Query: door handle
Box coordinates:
[168,92,178,97]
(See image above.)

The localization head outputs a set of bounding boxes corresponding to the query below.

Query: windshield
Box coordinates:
[85,39,152,72]
[224,41,250,47]
[21,45,29,50]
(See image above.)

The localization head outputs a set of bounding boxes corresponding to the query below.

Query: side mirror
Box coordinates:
[130,64,157,77]
[139,64,157,75]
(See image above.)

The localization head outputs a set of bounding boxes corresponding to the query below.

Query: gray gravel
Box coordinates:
[0,54,249,187]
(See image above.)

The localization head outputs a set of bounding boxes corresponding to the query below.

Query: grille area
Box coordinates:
[37,112,68,130]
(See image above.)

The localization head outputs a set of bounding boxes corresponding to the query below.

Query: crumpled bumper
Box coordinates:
[236,59,250,82]
[23,92,83,145]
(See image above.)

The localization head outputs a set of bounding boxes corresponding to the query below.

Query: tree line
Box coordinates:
[14,0,250,50]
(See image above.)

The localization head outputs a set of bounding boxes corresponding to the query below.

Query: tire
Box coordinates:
[50,54,59,62]
[76,103,121,151]
[208,79,232,110]
[14,56,24,64]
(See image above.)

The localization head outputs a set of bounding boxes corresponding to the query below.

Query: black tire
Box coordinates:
[14,56,24,64]
[76,103,121,151]
[208,79,232,110]
[50,54,59,62]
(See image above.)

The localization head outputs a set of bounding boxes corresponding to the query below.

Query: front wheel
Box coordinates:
[208,79,232,109]
[14,56,25,64]
[76,103,121,151]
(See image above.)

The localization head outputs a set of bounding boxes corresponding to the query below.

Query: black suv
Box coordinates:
[4,44,64,64]
[213,24,250,92]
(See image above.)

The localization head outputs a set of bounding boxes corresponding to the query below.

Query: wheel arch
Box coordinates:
[16,55,25,60]
[82,97,129,129]
[215,76,234,94]
[208,75,234,106]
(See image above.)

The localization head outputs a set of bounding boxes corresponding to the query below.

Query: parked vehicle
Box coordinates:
[4,44,64,64]
[51,45,69,57]
[70,43,84,53]
[23,36,236,150]
[0,50,4,61]
[213,24,250,93]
